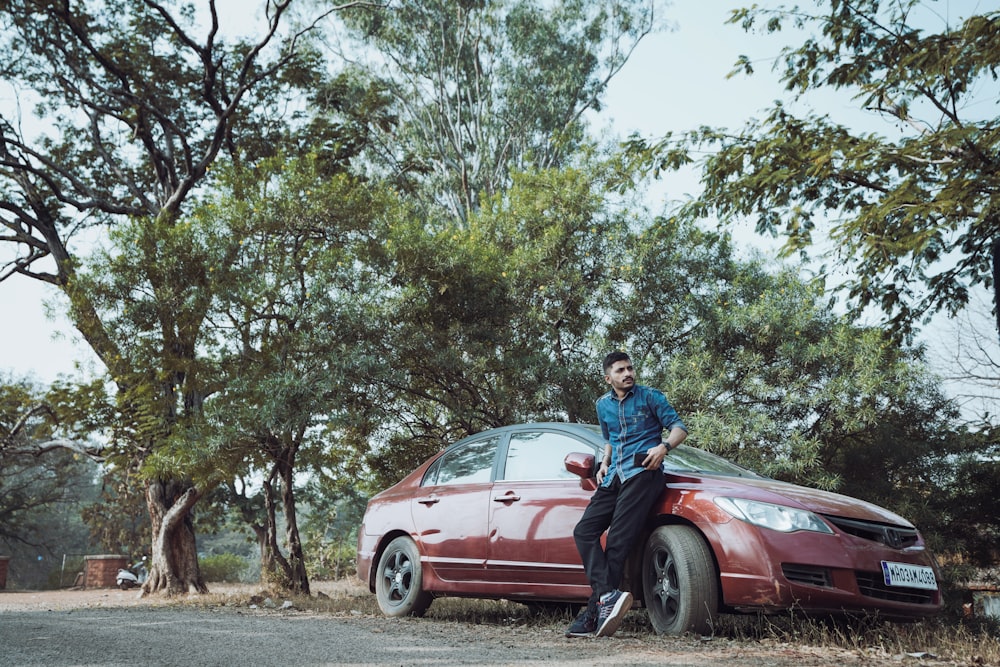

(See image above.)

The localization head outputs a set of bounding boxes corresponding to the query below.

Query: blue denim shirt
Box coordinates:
[596,384,686,487]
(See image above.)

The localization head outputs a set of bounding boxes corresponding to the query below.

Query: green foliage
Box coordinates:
[79,468,150,558]
[3,0,996,587]
[591,213,962,501]
[630,1,1000,340]
[335,0,658,222]
[301,527,359,581]
[358,161,633,488]
[198,154,390,478]
[199,553,251,583]
[170,154,396,590]
[299,480,366,580]
[610,1,1000,560]
[0,0,355,593]
[927,430,1000,565]
[0,378,100,589]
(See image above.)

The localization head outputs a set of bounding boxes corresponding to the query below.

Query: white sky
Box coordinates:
[1,1,998,419]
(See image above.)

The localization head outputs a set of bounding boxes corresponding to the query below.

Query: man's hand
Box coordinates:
[639,443,669,469]
[596,460,610,483]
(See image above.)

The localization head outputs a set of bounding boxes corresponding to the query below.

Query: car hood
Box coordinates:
[689,473,915,528]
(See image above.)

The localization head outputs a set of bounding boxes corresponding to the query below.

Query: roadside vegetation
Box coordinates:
[0,2,997,659]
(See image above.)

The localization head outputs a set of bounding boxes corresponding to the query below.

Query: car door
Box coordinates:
[486,428,598,588]
[410,434,500,583]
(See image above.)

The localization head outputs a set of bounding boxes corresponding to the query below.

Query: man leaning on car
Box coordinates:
[566,351,688,638]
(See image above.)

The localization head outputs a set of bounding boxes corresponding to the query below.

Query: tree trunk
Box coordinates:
[279,457,309,595]
[259,475,293,588]
[256,464,310,594]
[141,480,208,596]
[993,237,1000,344]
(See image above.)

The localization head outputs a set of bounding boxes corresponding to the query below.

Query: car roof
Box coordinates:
[446,422,602,450]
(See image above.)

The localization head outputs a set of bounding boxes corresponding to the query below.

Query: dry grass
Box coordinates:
[714,612,1000,665]
[187,580,999,665]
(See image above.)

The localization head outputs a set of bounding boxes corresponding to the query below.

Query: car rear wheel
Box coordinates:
[641,525,718,636]
[375,536,432,617]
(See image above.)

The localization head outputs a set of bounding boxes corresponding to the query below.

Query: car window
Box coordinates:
[501,431,596,481]
[662,446,762,477]
[424,436,500,486]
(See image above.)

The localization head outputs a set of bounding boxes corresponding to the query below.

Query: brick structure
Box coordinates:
[0,556,8,589]
[83,555,128,588]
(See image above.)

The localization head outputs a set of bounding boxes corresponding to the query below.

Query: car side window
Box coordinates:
[501,431,595,481]
[424,436,500,486]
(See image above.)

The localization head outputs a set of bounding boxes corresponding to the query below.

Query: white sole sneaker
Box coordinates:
[595,591,632,637]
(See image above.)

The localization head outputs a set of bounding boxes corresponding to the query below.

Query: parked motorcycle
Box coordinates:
[116,556,148,590]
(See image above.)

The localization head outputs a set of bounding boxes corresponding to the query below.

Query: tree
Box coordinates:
[596,213,961,500]
[611,216,986,560]
[358,161,632,487]
[627,0,1000,341]
[931,292,1000,424]
[191,155,388,592]
[79,467,151,560]
[0,0,340,594]
[0,378,101,588]
[305,0,657,484]
[333,0,657,224]
[933,429,1000,565]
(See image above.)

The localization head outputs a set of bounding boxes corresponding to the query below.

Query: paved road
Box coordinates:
[0,606,715,667]
[0,602,896,667]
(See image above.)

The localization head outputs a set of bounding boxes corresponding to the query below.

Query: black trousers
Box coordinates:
[573,469,665,605]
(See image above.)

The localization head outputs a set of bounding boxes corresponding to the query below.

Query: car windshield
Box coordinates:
[580,424,760,478]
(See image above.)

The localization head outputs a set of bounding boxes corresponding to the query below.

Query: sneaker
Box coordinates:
[595,589,632,637]
[565,605,597,637]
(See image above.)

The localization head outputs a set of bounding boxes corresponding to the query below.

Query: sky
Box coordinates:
[0,1,997,416]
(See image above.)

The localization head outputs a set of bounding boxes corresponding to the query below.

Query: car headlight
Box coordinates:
[715,497,834,534]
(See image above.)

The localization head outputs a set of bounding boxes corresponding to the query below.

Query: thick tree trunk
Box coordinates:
[141,480,208,596]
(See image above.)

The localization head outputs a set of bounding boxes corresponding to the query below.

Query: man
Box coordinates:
[566,351,688,638]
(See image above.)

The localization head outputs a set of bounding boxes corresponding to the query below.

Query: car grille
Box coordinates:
[782,564,937,604]
[782,564,832,587]
[822,515,919,549]
[855,570,937,604]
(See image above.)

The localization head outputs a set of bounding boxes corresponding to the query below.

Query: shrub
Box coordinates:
[199,553,249,583]
[303,539,357,581]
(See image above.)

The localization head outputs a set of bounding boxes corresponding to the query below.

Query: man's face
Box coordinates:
[604,359,635,395]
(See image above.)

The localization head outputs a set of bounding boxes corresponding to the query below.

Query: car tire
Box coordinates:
[641,525,718,636]
[375,536,432,617]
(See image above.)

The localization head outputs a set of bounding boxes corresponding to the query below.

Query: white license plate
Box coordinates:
[881,561,937,590]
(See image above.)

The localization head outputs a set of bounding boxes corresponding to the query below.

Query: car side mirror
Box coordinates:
[564,451,597,480]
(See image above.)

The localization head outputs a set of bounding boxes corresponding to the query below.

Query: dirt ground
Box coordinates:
[0,580,352,615]
[0,581,985,666]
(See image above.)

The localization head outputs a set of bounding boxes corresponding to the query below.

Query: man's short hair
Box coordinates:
[602,351,630,373]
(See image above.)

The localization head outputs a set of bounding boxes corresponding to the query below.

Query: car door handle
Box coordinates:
[417,496,440,505]
[493,492,521,502]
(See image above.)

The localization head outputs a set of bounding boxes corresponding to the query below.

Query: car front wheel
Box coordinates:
[375,536,432,617]
[641,525,719,636]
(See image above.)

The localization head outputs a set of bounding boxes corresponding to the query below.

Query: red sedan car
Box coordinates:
[357,422,942,634]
